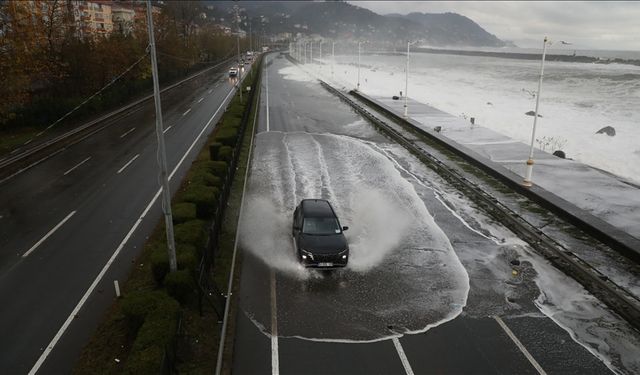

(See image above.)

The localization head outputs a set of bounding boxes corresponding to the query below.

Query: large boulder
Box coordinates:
[552,150,566,159]
[525,110,542,117]
[596,126,616,136]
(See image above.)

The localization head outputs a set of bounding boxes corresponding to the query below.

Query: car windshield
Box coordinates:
[302,217,341,235]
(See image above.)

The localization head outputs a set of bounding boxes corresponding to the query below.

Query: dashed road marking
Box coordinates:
[183,108,191,116]
[494,316,547,375]
[116,154,139,174]
[63,156,91,176]
[198,97,204,103]
[23,211,76,258]
[163,125,172,134]
[119,127,136,138]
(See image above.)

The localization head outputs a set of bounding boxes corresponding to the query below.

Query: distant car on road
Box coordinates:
[292,199,349,269]
[228,67,238,77]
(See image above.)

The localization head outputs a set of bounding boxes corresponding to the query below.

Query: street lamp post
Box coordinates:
[310,41,313,63]
[357,41,362,91]
[523,36,549,187]
[404,40,418,118]
[331,41,335,78]
[235,5,242,103]
[146,0,177,272]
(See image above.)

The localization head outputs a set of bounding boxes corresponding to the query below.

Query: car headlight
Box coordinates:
[338,249,348,259]
[301,249,314,260]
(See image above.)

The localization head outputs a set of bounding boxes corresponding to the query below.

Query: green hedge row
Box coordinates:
[121,56,260,372]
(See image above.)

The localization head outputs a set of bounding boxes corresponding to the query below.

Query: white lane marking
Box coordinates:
[208,89,213,94]
[119,127,136,138]
[197,97,204,103]
[116,154,140,174]
[271,270,279,375]
[392,338,415,375]
[63,156,91,176]
[22,211,77,258]
[493,316,547,375]
[183,108,191,116]
[0,148,66,186]
[265,57,270,132]
[27,87,237,375]
[163,125,172,134]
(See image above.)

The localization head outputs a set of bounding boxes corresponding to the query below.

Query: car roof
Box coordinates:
[301,199,335,218]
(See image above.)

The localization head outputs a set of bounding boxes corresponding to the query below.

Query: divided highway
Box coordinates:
[229,54,625,374]
[0,63,245,373]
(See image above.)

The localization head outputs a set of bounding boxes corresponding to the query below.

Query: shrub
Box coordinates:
[217,145,233,162]
[194,160,227,177]
[131,302,179,352]
[181,185,219,219]
[214,127,237,147]
[165,269,194,303]
[171,202,196,224]
[190,172,222,188]
[177,244,198,274]
[174,220,206,249]
[150,243,199,286]
[209,142,222,160]
[121,291,174,332]
[150,245,170,285]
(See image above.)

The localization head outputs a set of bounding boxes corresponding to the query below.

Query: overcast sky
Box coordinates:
[350,1,640,51]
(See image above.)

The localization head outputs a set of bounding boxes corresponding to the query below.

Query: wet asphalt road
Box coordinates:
[231,54,612,374]
[0,63,247,373]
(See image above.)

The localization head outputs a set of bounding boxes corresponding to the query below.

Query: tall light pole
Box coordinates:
[235,5,242,103]
[249,18,252,52]
[310,41,313,63]
[304,41,307,63]
[356,41,362,91]
[146,0,177,272]
[523,36,549,187]
[331,41,335,78]
[404,40,418,118]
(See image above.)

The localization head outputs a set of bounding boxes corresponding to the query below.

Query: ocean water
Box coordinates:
[315,52,640,184]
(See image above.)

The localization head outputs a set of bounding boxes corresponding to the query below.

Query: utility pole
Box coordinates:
[235,5,242,103]
[332,41,335,77]
[523,36,549,187]
[357,41,361,91]
[146,0,177,272]
[249,18,252,52]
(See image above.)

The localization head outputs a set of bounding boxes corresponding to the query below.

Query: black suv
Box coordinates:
[292,199,349,269]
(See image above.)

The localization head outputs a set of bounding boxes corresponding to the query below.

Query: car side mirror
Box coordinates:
[342,226,349,231]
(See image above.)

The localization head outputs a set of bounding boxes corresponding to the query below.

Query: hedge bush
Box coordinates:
[217,145,233,162]
[174,220,206,249]
[214,127,238,147]
[194,160,228,178]
[125,297,180,374]
[190,172,222,188]
[150,245,170,285]
[165,269,194,303]
[150,243,199,286]
[181,184,219,219]
[208,142,222,160]
[171,202,197,224]
[121,291,176,332]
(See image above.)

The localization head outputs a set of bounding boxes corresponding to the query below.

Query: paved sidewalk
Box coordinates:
[361,93,640,257]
